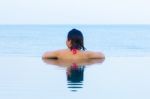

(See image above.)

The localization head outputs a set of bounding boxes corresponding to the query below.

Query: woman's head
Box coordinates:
[66,29,86,50]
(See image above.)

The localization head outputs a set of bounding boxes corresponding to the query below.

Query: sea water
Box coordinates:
[0,25,150,57]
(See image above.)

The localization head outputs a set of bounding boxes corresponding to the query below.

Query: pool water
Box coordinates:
[0,56,150,99]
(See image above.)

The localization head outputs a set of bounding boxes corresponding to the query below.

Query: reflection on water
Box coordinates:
[67,64,84,92]
[42,58,104,92]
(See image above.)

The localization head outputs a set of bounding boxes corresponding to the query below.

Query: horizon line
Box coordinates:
[0,24,150,26]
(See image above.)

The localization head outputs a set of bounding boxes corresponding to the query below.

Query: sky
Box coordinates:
[0,0,150,24]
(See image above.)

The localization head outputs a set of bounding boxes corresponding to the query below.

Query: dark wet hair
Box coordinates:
[67,29,86,50]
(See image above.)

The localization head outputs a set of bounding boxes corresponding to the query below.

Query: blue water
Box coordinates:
[0,25,150,57]
[0,25,150,99]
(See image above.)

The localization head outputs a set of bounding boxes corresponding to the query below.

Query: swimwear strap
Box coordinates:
[72,49,77,54]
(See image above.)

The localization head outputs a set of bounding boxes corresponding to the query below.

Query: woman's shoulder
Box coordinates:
[42,49,105,59]
[83,50,105,59]
[42,49,68,59]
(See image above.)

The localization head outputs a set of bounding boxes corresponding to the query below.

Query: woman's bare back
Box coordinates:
[42,49,105,59]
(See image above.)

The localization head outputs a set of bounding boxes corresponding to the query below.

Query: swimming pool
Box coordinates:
[0,56,150,99]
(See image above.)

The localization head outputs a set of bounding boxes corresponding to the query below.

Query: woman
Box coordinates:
[42,29,105,59]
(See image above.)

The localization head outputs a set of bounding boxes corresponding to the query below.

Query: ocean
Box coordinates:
[0,25,150,57]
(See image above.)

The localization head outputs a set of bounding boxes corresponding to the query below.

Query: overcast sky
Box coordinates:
[0,0,150,24]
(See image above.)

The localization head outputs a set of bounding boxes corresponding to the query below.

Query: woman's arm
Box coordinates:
[42,51,59,59]
[86,51,105,59]
[42,58,105,67]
